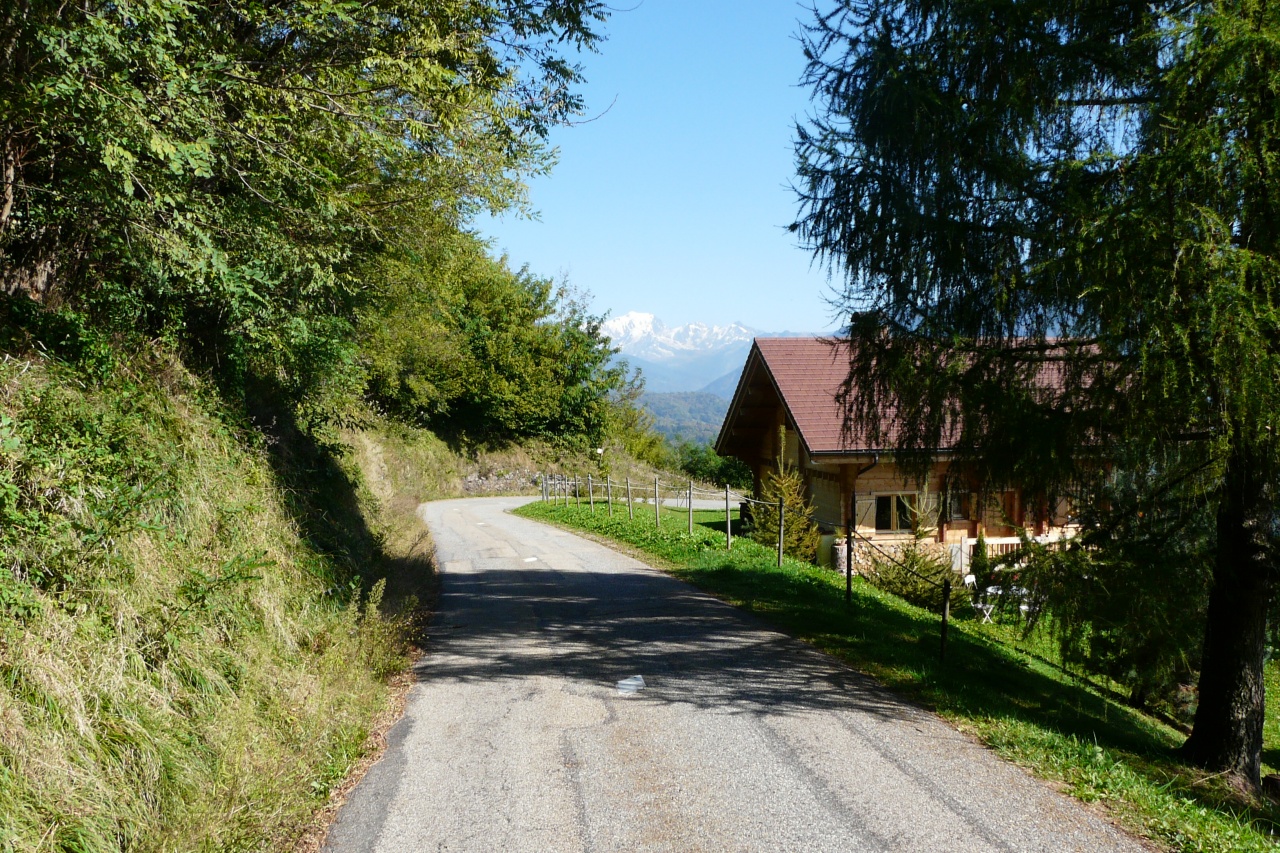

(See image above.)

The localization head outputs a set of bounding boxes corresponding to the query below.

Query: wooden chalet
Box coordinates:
[715,338,1073,564]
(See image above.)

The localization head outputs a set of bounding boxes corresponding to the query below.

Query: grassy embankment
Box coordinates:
[0,346,533,850]
[0,339,624,850]
[516,499,1280,853]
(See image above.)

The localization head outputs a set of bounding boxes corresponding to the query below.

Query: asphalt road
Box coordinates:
[324,496,1147,853]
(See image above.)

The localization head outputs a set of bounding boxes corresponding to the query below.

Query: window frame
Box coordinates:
[943,491,972,522]
[873,492,917,532]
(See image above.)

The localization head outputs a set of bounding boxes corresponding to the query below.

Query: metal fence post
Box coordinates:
[655,476,660,529]
[725,484,732,550]
[588,474,594,512]
[941,578,952,663]
[607,476,613,517]
[627,476,633,520]
[688,480,694,534]
[777,497,785,567]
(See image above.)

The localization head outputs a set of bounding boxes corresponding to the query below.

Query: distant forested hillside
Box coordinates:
[641,392,730,443]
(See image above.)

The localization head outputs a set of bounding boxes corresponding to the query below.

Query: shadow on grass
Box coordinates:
[682,556,1158,750]
[244,379,435,611]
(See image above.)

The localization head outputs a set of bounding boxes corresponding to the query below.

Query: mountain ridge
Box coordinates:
[603,311,811,396]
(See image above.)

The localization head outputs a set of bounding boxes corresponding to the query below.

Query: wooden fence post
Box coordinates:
[588,474,594,512]
[627,477,633,520]
[846,515,854,606]
[655,476,660,529]
[688,480,694,534]
[725,484,732,550]
[607,476,613,517]
[941,578,952,663]
[575,475,580,508]
[777,497,785,567]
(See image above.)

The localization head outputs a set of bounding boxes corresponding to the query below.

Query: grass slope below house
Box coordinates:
[515,501,1280,853]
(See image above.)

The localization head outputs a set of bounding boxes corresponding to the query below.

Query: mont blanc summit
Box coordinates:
[602,312,757,364]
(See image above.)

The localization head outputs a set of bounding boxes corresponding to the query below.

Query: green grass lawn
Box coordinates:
[516,499,1280,852]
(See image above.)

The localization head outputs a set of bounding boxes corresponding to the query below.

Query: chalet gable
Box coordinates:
[716,337,865,462]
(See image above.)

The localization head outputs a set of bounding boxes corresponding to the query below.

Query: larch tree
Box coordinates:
[794,0,1280,790]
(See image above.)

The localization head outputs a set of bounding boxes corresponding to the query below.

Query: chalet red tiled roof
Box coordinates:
[723,336,1071,457]
[752,337,859,455]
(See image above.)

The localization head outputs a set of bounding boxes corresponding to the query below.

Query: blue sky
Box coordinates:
[476,1,842,334]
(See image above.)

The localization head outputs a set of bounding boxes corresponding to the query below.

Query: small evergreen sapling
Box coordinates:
[751,435,821,563]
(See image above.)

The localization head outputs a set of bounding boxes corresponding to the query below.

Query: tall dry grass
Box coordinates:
[0,355,409,851]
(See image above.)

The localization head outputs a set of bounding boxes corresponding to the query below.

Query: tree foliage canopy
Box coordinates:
[0,0,650,452]
[795,0,1280,787]
[0,0,606,390]
[359,224,624,446]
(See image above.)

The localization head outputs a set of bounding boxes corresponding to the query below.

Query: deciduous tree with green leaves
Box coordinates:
[0,0,607,397]
[794,0,1280,791]
[358,223,627,447]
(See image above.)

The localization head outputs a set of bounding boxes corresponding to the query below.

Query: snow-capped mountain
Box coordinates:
[601,312,757,362]
[602,311,782,396]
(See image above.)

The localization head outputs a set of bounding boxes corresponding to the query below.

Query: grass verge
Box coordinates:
[515,500,1280,853]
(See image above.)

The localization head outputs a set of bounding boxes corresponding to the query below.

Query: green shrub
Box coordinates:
[969,529,994,589]
[676,441,752,489]
[868,535,968,613]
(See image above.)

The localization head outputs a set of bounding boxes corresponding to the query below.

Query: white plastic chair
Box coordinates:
[964,574,994,623]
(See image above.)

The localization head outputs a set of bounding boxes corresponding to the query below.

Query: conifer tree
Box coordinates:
[752,430,821,563]
[795,0,1280,790]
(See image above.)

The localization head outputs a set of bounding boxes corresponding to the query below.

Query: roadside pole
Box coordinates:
[941,578,952,663]
[655,476,660,529]
[845,516,854,606]
[725,485,732,550]
[777,497,784,567]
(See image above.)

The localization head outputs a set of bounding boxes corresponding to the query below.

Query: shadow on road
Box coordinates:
[416,563,929,724]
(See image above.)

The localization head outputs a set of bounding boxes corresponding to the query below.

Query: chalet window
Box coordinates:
[1000,491,1018,525]
[943,492,971,521]
[875,494,916,532]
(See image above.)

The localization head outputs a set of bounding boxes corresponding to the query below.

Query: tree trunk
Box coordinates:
[1183,445,1272,793]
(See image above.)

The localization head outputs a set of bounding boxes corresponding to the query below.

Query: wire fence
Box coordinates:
[539,471,965,659]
